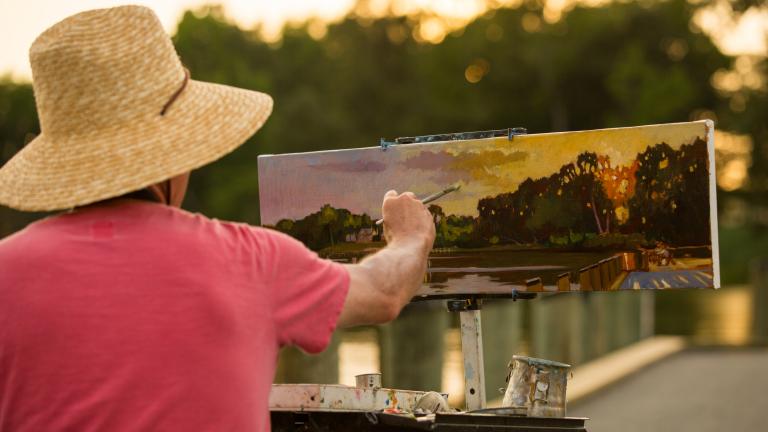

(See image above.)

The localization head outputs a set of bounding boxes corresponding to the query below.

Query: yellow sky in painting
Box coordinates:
[259,121,710,223]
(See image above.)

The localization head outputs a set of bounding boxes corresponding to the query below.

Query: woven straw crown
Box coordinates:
[0,5,273,211]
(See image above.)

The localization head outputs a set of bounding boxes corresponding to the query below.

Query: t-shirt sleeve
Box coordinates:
[258,228,350,354]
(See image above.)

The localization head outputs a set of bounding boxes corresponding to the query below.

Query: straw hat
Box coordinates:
[0,5,273,211]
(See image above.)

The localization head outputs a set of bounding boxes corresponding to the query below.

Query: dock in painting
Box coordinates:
[258,121,720,299]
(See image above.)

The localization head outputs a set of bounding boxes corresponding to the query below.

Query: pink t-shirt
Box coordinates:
[0,199,349,431]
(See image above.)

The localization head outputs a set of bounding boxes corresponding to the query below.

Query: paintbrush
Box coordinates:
[375,183,461,225]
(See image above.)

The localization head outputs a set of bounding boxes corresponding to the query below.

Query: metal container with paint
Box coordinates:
[355,373,382,389]
[501,356,571,418]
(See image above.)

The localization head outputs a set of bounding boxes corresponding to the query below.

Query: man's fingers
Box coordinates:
[384,190,398,199]
[402,191,416,199]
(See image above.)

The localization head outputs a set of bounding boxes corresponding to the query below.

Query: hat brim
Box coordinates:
[0,80,273,211]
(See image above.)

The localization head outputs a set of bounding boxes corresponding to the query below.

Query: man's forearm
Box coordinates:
[358,238,431,308]
[338,238,431,327]
[337,191,436,328]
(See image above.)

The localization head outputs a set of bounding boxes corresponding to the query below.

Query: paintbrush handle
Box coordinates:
[375,186,458,225]
[420,189,450,205]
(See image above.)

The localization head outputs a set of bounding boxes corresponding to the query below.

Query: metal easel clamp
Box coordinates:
[381,127,528,150]
[380,138,394,151]
[446,297,482,312]
[511,289,538,301]
[507,127,528,140]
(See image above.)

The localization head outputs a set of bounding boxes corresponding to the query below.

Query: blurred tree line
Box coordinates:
[1,0,766,282]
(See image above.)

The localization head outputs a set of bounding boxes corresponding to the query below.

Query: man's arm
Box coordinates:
[337,190,435,328]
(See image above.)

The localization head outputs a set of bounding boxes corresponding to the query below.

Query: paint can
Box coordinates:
[501,356,571,418]
[355,373,382,389]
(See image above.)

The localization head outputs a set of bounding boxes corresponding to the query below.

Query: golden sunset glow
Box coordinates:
[714,130,752,191]
[338,329,380,386]
[0,0,765,79]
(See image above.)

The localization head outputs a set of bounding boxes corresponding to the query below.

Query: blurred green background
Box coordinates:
[1,0,767,420]
[2,0,766,283]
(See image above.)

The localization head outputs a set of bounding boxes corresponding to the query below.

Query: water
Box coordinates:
[281,284,753,410]
[424,249,612,296]
[334,246,715,297]
[655,285,752,345]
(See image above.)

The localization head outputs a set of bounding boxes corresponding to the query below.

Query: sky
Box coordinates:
[258,121,709,224]
[0,0,353,79]
[0,0,766,80]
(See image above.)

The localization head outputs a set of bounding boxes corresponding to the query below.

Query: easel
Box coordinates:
[381,126,537,411]
[271,286,593,432]
[270,126,592,430]
[446,291,537,411]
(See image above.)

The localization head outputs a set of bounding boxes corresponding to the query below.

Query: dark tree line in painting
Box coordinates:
[477,151,617,247]
[271,138,710,251]
[273,204,376,251]
[626,139,711,246]
[478,138,710,248]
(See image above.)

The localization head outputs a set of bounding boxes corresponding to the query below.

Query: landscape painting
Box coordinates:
[258,121,720,299]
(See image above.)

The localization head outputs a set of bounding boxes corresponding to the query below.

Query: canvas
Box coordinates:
[258,121,720,299]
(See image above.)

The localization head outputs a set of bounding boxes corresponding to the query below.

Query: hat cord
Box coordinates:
[160,67,190,116]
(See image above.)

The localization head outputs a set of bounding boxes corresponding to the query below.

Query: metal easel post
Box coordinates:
[447,298,485,411]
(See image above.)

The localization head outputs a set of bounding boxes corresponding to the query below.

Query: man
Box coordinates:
[0,5,435,431]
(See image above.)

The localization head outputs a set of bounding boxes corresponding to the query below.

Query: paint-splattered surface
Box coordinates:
[258,121,719,296]
[269,384,446,412]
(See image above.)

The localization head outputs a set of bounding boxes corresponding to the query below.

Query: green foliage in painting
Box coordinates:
[271,205,375,251]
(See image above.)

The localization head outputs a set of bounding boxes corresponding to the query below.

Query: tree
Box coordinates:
[0,79,43,236]
[626,139,709,245]
[318,204,340,246]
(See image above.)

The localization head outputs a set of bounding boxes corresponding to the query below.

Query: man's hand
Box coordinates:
[381,190,435,250]
[337,191,435,328]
